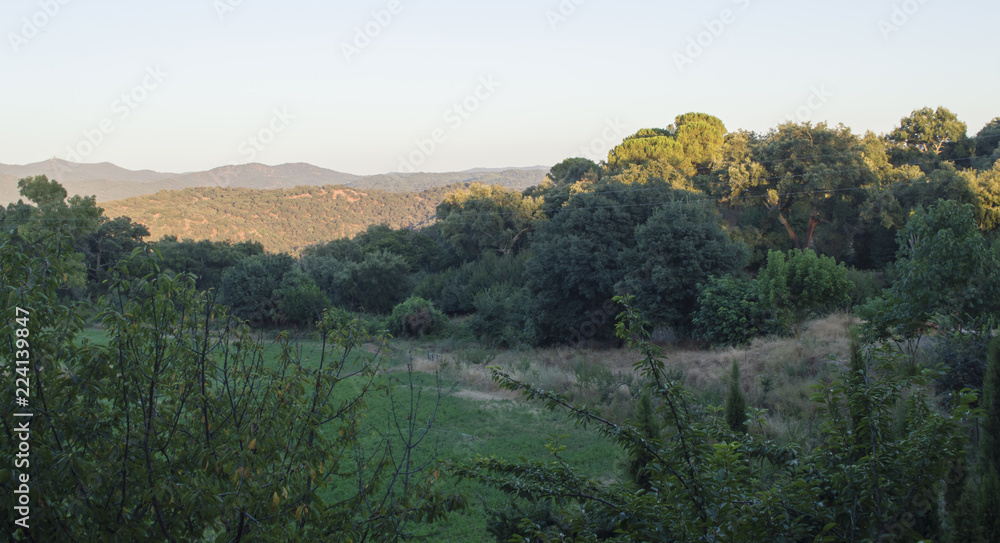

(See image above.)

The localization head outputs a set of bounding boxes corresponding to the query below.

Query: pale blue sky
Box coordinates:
[2,0,997,175]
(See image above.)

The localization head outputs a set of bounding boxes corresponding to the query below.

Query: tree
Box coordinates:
[0,235,463,540]
[452,296,975,542]
[720,123,874,254]
[860,200,1000,343]
[436,183,543,259]
[546,157,600,185]
[673,113,727,174]
[77,215,150,292]
[154,237,264,291]
[984,336,1000,477]
[725,360,748,434]
[889,106,967,156]
[525,181,683,344]
[619,199,750,332]
[330,250,411,313]
[276,268,330,326]
[757,248,852,335]
[692,275,769,347]
[975,117,1000,158]
[221,253,295,326]
[626,391,660,490]
[386,296,448,338]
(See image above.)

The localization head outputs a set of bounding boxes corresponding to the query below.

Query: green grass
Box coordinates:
[75,315,857,541]
[76,326,622,541]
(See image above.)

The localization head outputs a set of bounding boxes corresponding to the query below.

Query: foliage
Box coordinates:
[525,181,687,344]
[304,249,411,314]
[276,268,330,326]
[101,183,473,255]
[451,296,976,542]
[845,267,883,308]
[154,236,264,291]
[413,252,527,315]
[469,283,536,348]
[387,296,448,338]
[221,252,295,326]
[860,199,1000,341]
[889,106,968,156]
[436,183,544,259]
[77,215,150,294]
[692,275,770,347]
[720,123,875,255]
[933,325,994,397]
[0,233,463,541]
[725,360,748,434]
[619,199,750,332]
[626,391,660,491]
[546,158,600,185]
[984,335,1000,474]
[757,248,853,334]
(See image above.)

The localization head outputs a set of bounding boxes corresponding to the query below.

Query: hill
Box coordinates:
[0,160,549,204]
[100,183,471,254]
[349,168,548,192]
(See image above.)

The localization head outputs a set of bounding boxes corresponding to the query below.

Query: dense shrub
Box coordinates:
[845,267,883,308]
[692,275,769,347]
[304,250,411,314]
[221,253,295,326]
[758,248,853,334]
[619,199,750,332]
[387,296,448,338]
[413,252,526,315]
[934,327,993,397]
[277,269,330,326]
[469,283,536,348]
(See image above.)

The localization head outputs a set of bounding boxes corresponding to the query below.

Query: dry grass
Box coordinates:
[390,312,858,431]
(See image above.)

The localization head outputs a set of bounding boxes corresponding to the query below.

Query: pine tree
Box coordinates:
[725,359,748,434]
[627,391,660,490]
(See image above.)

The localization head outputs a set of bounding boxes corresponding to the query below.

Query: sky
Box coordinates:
[2,0,998,175]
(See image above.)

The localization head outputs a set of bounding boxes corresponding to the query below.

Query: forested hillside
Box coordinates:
[100,183,464,254]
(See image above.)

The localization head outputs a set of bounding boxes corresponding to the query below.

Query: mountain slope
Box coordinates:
[101,183,467,254]
[0,160,548,204]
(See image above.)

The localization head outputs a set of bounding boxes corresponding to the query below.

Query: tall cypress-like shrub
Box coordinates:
[725,359,748,434]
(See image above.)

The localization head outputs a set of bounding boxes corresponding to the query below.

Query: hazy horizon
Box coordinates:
[3,0,998,175]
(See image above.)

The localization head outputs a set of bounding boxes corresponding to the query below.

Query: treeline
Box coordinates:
[4,107,1000,349]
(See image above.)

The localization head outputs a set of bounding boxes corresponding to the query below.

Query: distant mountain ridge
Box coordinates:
[0,159,549,204]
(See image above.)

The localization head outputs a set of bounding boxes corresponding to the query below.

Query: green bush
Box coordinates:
[387,296,448,338]
[758,248,853,334]
[846,267,883,308]
[469,283,536,348]
[933,329,992,397]
[692,275,770,346]
[221,253,295,326]
[277,269,330,326]
[413,253,527,315]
